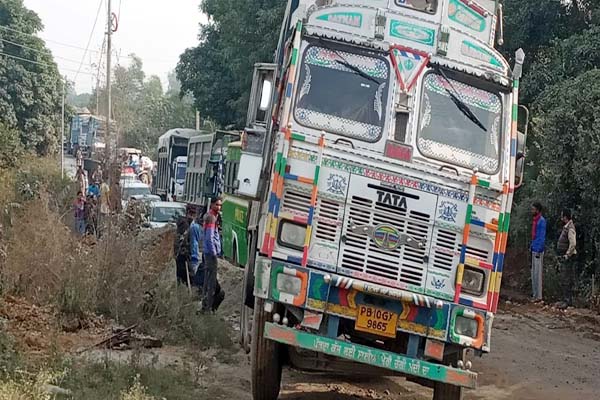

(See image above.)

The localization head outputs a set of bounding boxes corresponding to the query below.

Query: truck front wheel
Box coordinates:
[432,351,464,400]
[251,298,282,400]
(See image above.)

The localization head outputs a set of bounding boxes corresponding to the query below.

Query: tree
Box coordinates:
[0,123,23,169]
[177,0,285,127]
[532,70,600,273]
[0,0,63,155]
[91,56,196,155]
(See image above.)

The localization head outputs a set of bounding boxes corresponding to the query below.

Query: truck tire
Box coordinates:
[251,297,282,400]
[241,233,257,353]
[432,351,464,400]
[239,257,253,354]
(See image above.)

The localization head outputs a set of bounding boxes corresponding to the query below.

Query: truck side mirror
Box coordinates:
[514,105,529,189]
[259,80,273,111]
[246,63,275,127]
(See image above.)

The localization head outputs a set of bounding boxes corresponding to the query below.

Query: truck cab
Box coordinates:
[170,156,187,202]
[234,1,528,399]
[155,128,204,201]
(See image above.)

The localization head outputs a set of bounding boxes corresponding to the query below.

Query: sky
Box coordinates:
[23,0,207,94]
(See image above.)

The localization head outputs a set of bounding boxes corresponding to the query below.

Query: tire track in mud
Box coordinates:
[217,262,600,400]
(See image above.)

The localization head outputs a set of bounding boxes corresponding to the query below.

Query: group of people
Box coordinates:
[530,202,578,308]
[73,166,111,237]
[174,197,225,313]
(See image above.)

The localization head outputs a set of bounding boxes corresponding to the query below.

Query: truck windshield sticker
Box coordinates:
[295,45,390,142]
[418,73,502,174]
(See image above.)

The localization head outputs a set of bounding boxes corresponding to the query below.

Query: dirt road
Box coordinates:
[216,263,600,400]
[7,258,597,399]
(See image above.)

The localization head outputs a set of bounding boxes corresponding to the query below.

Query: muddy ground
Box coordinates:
[171,261,600,400]
[2,260,599,399]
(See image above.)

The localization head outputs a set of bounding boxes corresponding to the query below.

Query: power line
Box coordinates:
[74,0,105,83]
[0,37,82,64]
[0,51,95,76]
[0,24,173,64]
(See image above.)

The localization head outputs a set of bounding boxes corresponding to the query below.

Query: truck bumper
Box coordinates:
[264,322,477,389]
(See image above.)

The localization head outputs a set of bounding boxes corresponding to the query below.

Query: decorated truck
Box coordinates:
[235,1,528,399]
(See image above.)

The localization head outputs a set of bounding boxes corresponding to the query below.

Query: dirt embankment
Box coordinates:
[2,260,599,400]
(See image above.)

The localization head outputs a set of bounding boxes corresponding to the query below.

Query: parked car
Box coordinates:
[143,201,186,229]
[121,182,152,210]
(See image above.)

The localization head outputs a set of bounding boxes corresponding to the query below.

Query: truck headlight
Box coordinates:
[462,267,485,296]
[276,274,302,296]
[454,316,478,338]
[278,221,306,250]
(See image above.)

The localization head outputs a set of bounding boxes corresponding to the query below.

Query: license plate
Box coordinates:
[355,305,398,338]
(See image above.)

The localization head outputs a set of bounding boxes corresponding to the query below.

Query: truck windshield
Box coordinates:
[176,163,186,181]
[417,72,503,174]
[294,44,389,143]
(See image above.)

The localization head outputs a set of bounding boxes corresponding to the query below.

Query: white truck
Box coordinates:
[155,129,198,202]
[235,1,528,399]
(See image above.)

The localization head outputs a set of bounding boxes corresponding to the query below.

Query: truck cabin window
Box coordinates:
[417,72,502,174]
[294,44,389,143]
[394,0,438,14]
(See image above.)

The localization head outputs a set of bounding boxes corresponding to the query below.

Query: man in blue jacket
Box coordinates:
[531,202,547,301]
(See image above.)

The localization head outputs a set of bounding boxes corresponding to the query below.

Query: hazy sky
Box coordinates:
[23,0,207,94]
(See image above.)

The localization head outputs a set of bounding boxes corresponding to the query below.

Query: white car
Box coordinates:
[121,182,152,210]
[144,201,186,229]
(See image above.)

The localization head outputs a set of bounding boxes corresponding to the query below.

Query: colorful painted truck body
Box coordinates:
[236,1,527,399]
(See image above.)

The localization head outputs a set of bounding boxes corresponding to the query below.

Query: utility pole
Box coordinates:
[196,110,200,130]
[106,0,113,170]
[61,75,66,179]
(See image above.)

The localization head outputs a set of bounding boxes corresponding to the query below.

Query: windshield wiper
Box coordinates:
[316,38,381,85]
[434,66,487,132]
[334,59,381,85]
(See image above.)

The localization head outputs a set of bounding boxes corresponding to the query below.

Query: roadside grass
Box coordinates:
[60,360,202,400]
[0,360,203,400]
[0,333,206,400]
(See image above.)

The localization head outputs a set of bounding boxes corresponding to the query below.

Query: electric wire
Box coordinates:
[73,0,105,83]
[0,51,95,75]
[0,37,81,64]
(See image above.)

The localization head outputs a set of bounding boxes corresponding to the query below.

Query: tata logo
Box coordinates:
[372,225,402,250]
[377,190,408,211]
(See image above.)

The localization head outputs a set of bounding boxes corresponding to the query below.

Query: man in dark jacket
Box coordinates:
[174,207,196,286]
[530,202,546,301]
[557,208,577,307]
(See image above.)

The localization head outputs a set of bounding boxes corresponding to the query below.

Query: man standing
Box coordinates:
[530,202,546,301]
[99,180,111,215]
[175,207,195,287]
[73,191,86,236]
[202,197,223,312]
[557,209,577,307]
[189,210,202,284]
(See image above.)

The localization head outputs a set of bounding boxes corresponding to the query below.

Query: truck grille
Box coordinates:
[281,188,342,244]
[431,228,492,271]
[340,196,431,289]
